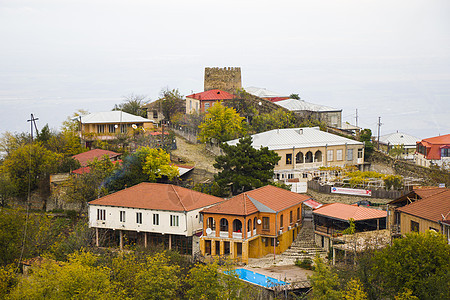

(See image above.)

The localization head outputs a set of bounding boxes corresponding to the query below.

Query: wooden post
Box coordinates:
[169,234,172,250]
[333,247,336,265]
[119,230,123,251]
[144,232,147,248]
[95,228,99,247]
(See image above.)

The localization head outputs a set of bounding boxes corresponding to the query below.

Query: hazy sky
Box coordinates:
[1,0,449,139]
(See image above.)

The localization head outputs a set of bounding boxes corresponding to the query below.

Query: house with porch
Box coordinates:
[312,203,387,251]
[199,185,311,263]
[88,183,224,255]
[227,127,365,181]
[78,111,155,148]
[185,89,235,114]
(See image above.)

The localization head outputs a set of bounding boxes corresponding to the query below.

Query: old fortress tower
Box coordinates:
[204,67,242,93]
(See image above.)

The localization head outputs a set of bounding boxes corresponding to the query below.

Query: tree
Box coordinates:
[368,231,450,300]
[198,102,246,143]
[141,147,179,182]
[214,136,280,195]
[309,256,343,300]
[113,94,148,118]
[290,93,300,100]
[360,128,374,159]
[251,109,297,133]
[61,109,89,133]
[389,144,405,159]
[159,88,185,123]
[1,142,61,197]
[343,278,368,300]
[0,131,30,159]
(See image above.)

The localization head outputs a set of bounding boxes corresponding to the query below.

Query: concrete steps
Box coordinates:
[281,220,327,260]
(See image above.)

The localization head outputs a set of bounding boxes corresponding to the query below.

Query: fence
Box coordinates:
[307,180,404,199]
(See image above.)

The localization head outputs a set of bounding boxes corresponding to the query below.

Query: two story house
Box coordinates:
[185,89,235,114]
[199,185,310,263]
[88,183,224,255]
[227,127,365,181]
[414,134,450,168]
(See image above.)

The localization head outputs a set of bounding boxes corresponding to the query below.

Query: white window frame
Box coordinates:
[358,148,363,159]
[97,209,106,221]
[204,102,210,110]
[153,213,159,225]
[136,212,142,224]
[336,149,343,161]
[170,215,179,227]
[97,124,105,133]
[327,150,334,161]
[120,211,125,222]
[347,149,353,161]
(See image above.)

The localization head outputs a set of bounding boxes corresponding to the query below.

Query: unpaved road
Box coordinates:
[171,136,217,173]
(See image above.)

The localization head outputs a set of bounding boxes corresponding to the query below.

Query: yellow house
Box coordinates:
[79,111,155,147]
[199,185,311,264]
[227,127,365,181]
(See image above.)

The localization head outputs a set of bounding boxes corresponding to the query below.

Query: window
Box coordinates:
[153,213,159,225]
[280,215,283,228]
[411,220,419,232]
[152,110,158,119]
[199,213,203,223]
[297,207,300,220]
[287,173,294,179]
[136,212,142,224]
[262,217,270,231]
[120,211,125,222]
[120,124,127,133]
[358,148,363,159]
[196,102,199,112]
[327,150,333,161]
[97,209,106,221]
[441,148,450,158]
[336,149,343,161]
[204,102,210,110]
[108,124,116,133]
[189,100,192,110]
[290,211,293,223]
[97,125,105,133]
[347,149,353,161]
[170,215,179,227]
[286,154,292,165]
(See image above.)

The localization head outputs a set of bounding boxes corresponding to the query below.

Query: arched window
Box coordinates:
[220,218,229,232]
[296,152,304,164]
[207,217,215,230]
[315,150,323,162]
[247,219,252,232]
[254,217,258,230]
[305,151,313,163]
[233,219,242,232]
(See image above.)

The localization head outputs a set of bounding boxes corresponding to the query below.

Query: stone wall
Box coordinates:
[204,67,242,93]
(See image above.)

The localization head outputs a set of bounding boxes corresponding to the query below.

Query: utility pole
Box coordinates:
[377,117,383,150]
[27,114,39,141]
[355,109,358,127]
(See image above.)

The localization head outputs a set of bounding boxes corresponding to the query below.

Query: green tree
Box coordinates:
[198,102,246,143]
[160,88,185,123]
[1,142,61,197]
[9,251,123,300]
[251,109,297,133]
[359,129,374,159]
[309,256,343,300]
[0,131,30,158]
[343,278,368,300]
[389,144,405,159]
[368,231,450,300]
[0,263,18,298]
[113,94,148,118]
[141,147,179,182]
[61,109,89,133]
[214,136,280,195]
[290,93,300,100]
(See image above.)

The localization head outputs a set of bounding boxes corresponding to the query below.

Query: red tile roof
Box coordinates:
[397,189,450,222]
[413,187,448,199]
[72,149,122,167]
[72,160,122,174]
[202,185,310,216]
[417,134,450,160]
[186,89,235,101]
[88,183,224,212]
[313,203,387,221]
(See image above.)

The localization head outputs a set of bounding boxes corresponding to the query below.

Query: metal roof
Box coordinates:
[275,98,341,113]
[80,111,153,124]
[245,86,288,98]
[227,127,363,151]
[379,132,420,147]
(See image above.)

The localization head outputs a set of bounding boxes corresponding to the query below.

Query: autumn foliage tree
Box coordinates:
[198,102,246,143]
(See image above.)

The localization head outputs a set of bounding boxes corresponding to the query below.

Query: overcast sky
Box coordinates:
[0,0,449,139]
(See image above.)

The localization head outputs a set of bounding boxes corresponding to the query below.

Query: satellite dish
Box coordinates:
[205,228,212,235]
[114,125,118,128]
[257,219,262,225]
[132,124,137,129]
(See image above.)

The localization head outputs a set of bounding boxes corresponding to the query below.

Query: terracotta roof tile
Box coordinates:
[72,149,122,167]
[313,203,387,221]
[186,89,235,101]
[88,183,224,212]
[397,189,450,222]
[202,185,310,216]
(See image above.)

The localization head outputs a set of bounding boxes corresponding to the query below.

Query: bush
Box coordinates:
[295,257,313,270]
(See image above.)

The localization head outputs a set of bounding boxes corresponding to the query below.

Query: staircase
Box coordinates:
[282,220,327,260]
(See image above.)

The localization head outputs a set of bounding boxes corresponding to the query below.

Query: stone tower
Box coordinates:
[204,67,242,93]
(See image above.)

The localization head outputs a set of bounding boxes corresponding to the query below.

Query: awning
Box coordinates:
[303,199,323,209]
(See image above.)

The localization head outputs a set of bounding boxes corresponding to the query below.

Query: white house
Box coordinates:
[88,182,224,255]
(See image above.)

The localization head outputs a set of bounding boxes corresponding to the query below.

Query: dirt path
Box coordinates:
[171,136,218,173]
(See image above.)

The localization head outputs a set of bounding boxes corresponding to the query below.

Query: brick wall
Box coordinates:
[204,67,242,93]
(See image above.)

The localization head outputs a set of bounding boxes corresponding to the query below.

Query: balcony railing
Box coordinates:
[232,232,243,239]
